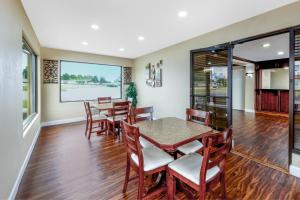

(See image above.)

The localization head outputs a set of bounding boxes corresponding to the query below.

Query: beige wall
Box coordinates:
[0,0,41,199]
[134,2,300,166]
[232,69,245,110]
[41,48,133,123]
[271,68,289,89]
[244,64,255,111]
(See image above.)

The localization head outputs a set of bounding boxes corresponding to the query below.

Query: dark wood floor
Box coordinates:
[16,121,300,200]
[233,110,289,170]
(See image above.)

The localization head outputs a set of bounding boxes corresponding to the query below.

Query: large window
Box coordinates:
[60,61,122,102]
[22,39,37,125]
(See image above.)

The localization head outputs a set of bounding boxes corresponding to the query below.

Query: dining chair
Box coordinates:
[167,127,232,200]
[83,101,107,140]
[98,96,112,104]
[107,101,130,136]
[130,106,154,148]
[176,108,211,155]
[121,121,174,200]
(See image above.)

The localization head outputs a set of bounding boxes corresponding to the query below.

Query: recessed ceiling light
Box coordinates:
[262,43,270,48]
[178,11,188,18]
[277,51,284,55]
[119,48,125,51]
[138,36,145,41]
[81,41,88,46]
[91,24,99,30]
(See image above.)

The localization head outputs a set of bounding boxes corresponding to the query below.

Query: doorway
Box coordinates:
[232,33,289,170]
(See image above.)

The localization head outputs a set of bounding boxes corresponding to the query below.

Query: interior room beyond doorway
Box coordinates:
[232,33,289,170]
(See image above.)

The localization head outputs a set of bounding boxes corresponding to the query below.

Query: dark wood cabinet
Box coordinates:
[255,89,289,113]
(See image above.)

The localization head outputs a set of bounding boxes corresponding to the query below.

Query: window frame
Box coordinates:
[22,38,38,129]
[59,60,123,102]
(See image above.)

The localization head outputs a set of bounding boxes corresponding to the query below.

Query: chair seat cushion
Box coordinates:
[131,146,174,171]
[107,115,127,122]
[177,140,203,154]
[139,137,154,148]
[168,153,220,185]
[92,114,107,121]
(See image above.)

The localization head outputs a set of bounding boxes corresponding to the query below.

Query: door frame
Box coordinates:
[190,44,233,127]
[190,24,300,167]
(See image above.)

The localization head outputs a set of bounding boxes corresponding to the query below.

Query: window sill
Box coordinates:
[23,113,39,138]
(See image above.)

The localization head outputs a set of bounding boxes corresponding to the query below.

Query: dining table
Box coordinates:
[135,117,214,197]
[136,117,213,152]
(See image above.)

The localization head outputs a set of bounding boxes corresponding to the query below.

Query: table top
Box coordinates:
[92,102,114,110]
[136,117,213,151]
[91,99,125,110]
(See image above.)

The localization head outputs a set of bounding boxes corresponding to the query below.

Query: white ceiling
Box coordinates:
[234,33,289,62]
[22,0,297,59]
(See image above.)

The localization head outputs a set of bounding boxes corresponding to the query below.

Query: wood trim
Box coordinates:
[231,150,289,174]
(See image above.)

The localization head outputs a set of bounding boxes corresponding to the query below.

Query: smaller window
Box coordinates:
[22,39,37,127]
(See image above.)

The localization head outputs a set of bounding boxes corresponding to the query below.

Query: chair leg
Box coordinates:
[199,184,206,200]
[220,172,227,199]
[112,123,116,137]
[123,155,131,193]
[85,118,88,135]
[137,173,144,200]
[167,171,175,200]
[88,121,92,140]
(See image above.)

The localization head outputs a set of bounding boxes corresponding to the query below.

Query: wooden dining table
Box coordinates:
[136,117,213,152]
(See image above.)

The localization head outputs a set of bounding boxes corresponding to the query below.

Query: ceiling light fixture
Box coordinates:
[119,48,125,51]
[178,11,188,18]
[138,36,145,41]
[91,24,99,30]
[277,51,284,55]
[81,41,88,46]
[262,43,270,48]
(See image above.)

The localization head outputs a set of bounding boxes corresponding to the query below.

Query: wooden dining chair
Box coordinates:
[83,101,107,140]
[107,101,130,136]
[176,108,211,155]
[98,96,111,104]
[121,121,174,200]
[167,127,232,200]
[130,106,154,148]
[130,106,154,123]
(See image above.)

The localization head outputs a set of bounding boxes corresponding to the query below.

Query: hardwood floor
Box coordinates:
[16,121,300,200]
[233,110,289,170]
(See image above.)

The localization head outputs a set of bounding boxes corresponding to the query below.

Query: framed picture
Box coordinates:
[155,67,162,87]
[145,60,163,88]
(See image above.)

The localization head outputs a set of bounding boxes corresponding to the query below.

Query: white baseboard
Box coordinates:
[41,116,85,127]
[244,109,255,113]
[290,165,300,178]
[8,126,41,200]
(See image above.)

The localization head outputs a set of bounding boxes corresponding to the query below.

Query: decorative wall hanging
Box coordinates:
[145,60,163,87]
[123,67,132,84]
[43,59,58,84]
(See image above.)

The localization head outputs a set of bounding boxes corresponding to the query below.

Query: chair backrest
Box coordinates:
[111,101,130,120]
[98,97,112,104]
[121,121,144,167]
[199,127,232,185]
[131,106,154,124]
[84,101,93,121]
[186,108,211,126]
